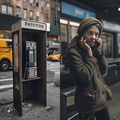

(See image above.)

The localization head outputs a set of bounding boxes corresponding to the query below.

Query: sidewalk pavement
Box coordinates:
[107,81,120,120]
[0,75,120,120]
[0,82,60,120]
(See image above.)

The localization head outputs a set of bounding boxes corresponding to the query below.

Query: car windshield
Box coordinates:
[53,52,60,54]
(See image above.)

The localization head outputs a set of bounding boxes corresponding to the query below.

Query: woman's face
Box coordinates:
[83,25,100,47]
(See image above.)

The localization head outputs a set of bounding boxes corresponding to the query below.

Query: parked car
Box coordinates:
[47,50,54,56]
[0,39,12,71]
[47,51,60,61]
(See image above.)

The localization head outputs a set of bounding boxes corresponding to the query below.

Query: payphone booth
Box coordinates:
[12,19,47,115]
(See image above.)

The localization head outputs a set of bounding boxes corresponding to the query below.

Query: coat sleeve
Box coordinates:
[68,48,98,83]
[95,53,108,74]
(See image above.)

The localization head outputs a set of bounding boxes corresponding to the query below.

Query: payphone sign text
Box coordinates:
[22,21,46,31]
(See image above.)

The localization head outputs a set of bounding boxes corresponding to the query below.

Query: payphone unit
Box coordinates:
[22,41,37,79]
[12,19,47,115]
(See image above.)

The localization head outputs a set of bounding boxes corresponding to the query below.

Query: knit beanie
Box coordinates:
[77,17,102,36]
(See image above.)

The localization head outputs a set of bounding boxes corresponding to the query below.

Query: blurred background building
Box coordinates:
[60,0,120,64]
[0,0,60,47]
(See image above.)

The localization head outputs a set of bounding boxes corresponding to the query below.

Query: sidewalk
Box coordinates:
[0,82,60,120]
[0,77,120,120]
[107,81,120,120]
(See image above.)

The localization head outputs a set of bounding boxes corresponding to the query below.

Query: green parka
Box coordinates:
[66,36,113,114]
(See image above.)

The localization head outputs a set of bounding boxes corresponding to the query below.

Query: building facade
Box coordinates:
[0,0,60,46]
[60,0,120,65]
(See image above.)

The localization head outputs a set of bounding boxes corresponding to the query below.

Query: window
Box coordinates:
[46,3,50,11]
[41,0,45,9]
[23,9,27,19]
[7,42,12,48]
[8,6,12,15]
[23,0,27,2]
[1,5,13,15]
[30,11,34,20]
[16,6,20,17]
[117,34,120,57]
[61,24,68,56]
[36,0,39,7]
[61,24,68,42]
[101,32,113,58]
[30,0,34,6]
[70,26,78,39]
[1,5,7,14]
[36,12,39,21]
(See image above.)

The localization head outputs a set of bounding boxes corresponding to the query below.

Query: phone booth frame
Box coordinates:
[12,19,47,115]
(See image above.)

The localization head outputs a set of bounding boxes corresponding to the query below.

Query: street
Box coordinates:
[0,61,60,91]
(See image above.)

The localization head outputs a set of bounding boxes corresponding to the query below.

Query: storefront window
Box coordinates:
[101,32,113,58]
[70,26,78,39]
[60,24,68,42]
[117,34,120,56]
[60,23,68,60]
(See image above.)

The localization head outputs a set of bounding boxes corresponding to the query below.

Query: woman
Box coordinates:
[65,17,113,120]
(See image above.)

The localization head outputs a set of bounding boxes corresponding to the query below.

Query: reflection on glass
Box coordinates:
[101,32,113,58]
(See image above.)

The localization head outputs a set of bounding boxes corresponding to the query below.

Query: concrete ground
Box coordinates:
[0,82,60,120]
[0,78,120,120]
[108,81,120,120]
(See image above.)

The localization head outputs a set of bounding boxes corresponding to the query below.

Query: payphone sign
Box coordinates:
[21,20,46,31]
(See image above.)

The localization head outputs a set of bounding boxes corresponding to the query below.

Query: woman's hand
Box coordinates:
[84,90,97,100]
[79,37,93,56]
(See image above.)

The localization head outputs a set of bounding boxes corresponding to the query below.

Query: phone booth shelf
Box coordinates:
[12,19,47,115]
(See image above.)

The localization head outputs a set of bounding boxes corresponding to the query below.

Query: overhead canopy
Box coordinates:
[0,13,21,30]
